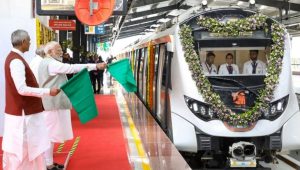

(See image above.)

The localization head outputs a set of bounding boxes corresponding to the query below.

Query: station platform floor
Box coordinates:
[0,75,300,170]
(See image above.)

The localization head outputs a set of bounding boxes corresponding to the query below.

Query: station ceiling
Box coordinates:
[100,0,300,44]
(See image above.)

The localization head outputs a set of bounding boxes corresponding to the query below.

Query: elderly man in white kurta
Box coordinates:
[243,50,266,74]
[29,45,46,78]
[218,53,239,75]
[3,30,60,170]
[38,41,106,170]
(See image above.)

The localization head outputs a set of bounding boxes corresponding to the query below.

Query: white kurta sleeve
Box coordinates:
[10,59,50,97]
[48,59,97,76]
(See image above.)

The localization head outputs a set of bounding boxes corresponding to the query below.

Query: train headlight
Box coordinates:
[184,95,216,121]
[262,95,289,121]
[270,105,276,115]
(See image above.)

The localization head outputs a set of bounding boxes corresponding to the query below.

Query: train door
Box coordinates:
[152,45,160,114]
[156,44,172,131]
[138,49,144,97]
[142,48,148,101]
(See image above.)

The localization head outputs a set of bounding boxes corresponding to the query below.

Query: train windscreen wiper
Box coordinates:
[208,77,258,96]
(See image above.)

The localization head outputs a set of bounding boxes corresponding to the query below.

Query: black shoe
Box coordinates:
[47,166,62,170]
[54,162,64,169]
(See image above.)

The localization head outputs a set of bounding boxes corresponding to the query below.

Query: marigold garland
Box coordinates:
[179,13,286,127]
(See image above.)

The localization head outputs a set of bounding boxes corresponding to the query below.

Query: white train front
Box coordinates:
[118,7,300,168]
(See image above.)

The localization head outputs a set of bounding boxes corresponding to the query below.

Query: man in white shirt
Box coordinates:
[201,52,217,75]
[218,53,239,75]
[3,29,60,170]
[38,41,106,170]
[29,45,45,78]
[243,50,266,74]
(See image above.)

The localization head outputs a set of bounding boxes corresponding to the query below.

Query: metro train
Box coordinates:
[118,7,300,168]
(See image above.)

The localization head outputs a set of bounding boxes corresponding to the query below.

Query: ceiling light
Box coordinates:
[249,0,255,5]
[202,0,208,9]
[157,18,171,23]
[249,0,255,9]
[150,24,161,28]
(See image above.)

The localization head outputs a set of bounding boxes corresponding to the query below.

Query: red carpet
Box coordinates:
[0,95,131,170]
[65,95,131,170]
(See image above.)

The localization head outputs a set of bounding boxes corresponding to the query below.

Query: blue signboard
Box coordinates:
[84,24,105,35]
[95,25,105,35]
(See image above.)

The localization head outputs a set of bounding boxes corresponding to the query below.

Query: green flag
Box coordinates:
[107,58,137,92]
[61,68,98,124]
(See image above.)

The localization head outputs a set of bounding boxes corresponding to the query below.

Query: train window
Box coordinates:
[197,47,270,76]
[162,46,172,89]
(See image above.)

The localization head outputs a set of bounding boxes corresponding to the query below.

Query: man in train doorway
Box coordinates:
[3,29,60,170]
[243,50,266,74]
[38,41,106,170]
[201,52,217,75]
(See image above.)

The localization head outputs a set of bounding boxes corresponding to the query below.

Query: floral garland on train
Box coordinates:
[179,13,285,127]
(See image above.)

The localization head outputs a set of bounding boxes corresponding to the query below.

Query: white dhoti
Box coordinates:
[3,144,46,170]
[43,109,73,143]
[2,113,49,170]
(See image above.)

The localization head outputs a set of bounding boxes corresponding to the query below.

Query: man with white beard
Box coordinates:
[38,41,106,170]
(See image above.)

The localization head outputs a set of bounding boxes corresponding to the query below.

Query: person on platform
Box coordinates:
[62,52,73,79]
[29,45,46,78]
[218,53,239,75]
[3,29,60,170]
[243,50,266,74]
[201,52,217,75]
[38,41,106,170]
[90,54,105,93]
[106,55,116,86]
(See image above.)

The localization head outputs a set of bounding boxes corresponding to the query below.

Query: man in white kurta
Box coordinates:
[29,45,45,78]
[38,41,106,169]
[3,30,60,170]
[218,53,239,75]
[243,50,266,75]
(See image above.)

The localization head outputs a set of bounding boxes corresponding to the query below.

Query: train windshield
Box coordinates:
[196,47,269,112]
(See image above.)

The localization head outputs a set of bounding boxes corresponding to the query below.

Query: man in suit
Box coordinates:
[218,53,239,75]
[3,29,60,170]
[243,50,266,74]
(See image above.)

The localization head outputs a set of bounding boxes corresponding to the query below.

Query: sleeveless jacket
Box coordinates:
[38,57,72,110]
[4,51,44,115]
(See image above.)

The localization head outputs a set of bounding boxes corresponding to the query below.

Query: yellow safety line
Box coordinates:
[123,102,151,170]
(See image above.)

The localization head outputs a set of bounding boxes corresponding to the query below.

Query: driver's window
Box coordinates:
[199,49,269,75]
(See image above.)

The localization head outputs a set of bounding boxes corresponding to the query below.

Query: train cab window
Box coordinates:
[197,47,269,76]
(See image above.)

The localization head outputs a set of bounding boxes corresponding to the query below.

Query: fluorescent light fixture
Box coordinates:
[145,29,155,32]
[157,18,171,23]
[150,24,161,28]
